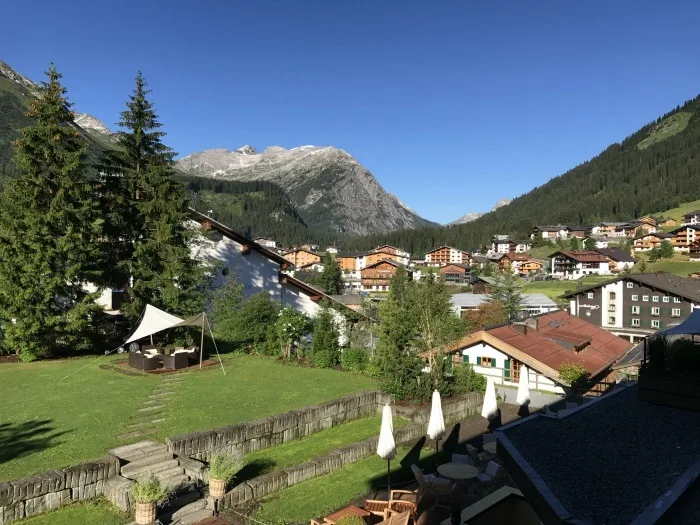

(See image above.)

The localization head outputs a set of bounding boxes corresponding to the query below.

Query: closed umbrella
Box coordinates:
[516,366,531,406]
[427,390,446,454]
[377,404,397,495]
[481,377,498,420]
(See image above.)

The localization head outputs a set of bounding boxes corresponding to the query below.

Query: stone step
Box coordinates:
[103,475,134,513]
[170,499,207,522]
[159,473,191,491]
[150,417,166,424]
[170,508,214,525]
[125,421,151,430]
[110,440,161,458]
[149,393,173,399]
[121,451,175,475]
[129,410,165,422]
[153,466,186,481]
[137,404,165,412]
[114,442,168,462]
[122,459,180,480]
[143,399,165,406]
[161,487,202,512]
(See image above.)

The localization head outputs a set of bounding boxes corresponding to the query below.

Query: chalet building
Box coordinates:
[632,231,672,252]
[424,246,470,266]
[325,246,339,254]
[656,216,677,227]
[283,248,322,268]
[520,259,544,275]
[670,224,700,252]
[336,252,366,272]
[590,222,628,238]
[253,237,277,249]
[450,293,558,318]
[491,239,512,254]
[593,248,637,272]
[365,246,410,266]
[634,215,657,234]
[421,311,631,395]
[497,253,532,275]
[471,275,497,294]
[438,263,470,283]
[563,273,700,342]
[550,251,611,280]
[531,225,568,240]
[510,239,532,253]
[585,236,608,248]
[681,210,700,226]
[689,241,700,261]
[360,259,414,291]
[565,226,588,238]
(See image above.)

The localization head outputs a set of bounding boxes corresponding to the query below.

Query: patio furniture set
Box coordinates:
[128,344,201,371]
[310,434,503,525]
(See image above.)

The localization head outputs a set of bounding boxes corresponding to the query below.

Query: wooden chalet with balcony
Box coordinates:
[550,251,611,280]
[632,231,672,252]
[681,210,700,226]
[670,224,700,252]
[283,248,322,268]
[497,253,533,275]
[425,246,470,266]
[360,259,414,291]
[364,245,410,266]
[438,263,470,283]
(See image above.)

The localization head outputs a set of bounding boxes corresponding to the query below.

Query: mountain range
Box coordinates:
[447,198,512,225]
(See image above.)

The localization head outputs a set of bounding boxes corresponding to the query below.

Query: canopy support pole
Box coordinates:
[204,314,226,376]
[200,315,205,369]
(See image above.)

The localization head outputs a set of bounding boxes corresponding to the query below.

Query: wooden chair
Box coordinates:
[310,520,323,525]
[377,510,412,525]
[364,497,417,519]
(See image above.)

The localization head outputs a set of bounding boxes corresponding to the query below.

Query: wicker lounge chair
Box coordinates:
[128,352,160,370]
[162,352,189,370]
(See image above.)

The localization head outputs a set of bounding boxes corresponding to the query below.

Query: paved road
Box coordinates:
[496,384,564,408]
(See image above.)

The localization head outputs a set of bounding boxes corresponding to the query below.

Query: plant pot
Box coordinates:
[135,502,156,525]
[209,477,226,499]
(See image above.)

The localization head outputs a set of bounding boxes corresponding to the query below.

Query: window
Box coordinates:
[672,308,681,318]
[674,297,681,303]
[631,295,639,301]
[608,316,616,325]
[643,295,649,302]
[631,319,640,327]
[651,320,660,329]
[608,304,616,312]
[511,360,521,383]
[477,356,495,367]
[651,307,660,316]
[632,306,640,314]
[663,296,670,303]
[587,292,594,299]
[626,282,634,289]
[609,292,616,300]
[652,296,659,303]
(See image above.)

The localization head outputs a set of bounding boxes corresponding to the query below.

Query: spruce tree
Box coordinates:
[103,73,208,319]
[0,66,105,361]
[486,271,524,320]
[312,308,340,368]
[319,254,343,295]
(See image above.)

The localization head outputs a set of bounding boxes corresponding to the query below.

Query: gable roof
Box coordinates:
[562,273,700,303]
[501,252,531,262]
[427,310,631,381]
[633,231,672,240]
[336,251,367,258]
[551,250,610,262]
[669,224,700,233]
[534,224,568,232]
[425,245,468,254]
[439,263,470,271]
[284,248,320,257]
[362,258,413,271]
[593,248,637,263]
[682,210,700,218]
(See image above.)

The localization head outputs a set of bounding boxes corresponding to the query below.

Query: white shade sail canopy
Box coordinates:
[481,377,498,420]
[427,390,446,441]
[377,404,397,460]
[125,304,205,344]
[516,365,531,406]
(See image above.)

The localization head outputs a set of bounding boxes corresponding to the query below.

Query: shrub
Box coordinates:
[312,309,340,368]
[341,347,369,372]
[453,363,486,393]
[131,477,170,504]
[647,334,668,371]
[209,452,244,483]
[667,339,700,374]
[364,359,383,378]
[558,362,590,394]
[336,516,366,525]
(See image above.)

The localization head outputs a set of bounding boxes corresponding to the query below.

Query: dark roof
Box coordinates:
[670,224,700,233]
[594,247,637,263]
[362,258,413,271]
[551,250,610,262]
[565,225,588,231]
[498,385,700,524]
[683,210,700,217]
[471,254,490,264]
[439,263,470,271]
[284,248,319,256]
[336,251,367,257]
[425,245,468,254]
[328,294,363,305]
[563,273,700,303]
[534,225,568,232]
[634,231,673,239]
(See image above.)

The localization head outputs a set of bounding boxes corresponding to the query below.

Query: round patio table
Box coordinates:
[437,462,479,481]
[483,442,497,454]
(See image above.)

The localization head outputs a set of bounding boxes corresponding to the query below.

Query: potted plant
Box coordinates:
[208,452,243,499]
[131,476,170,525]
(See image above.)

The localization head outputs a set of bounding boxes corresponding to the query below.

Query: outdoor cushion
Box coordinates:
[145,349,160,355]
[173,349,189,354]
[485,461,500,477]
[452,453,473,465]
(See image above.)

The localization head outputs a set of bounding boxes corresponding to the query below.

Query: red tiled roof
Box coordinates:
[485,311,632,377]
[554,250,610,262]
[502,253,531,261]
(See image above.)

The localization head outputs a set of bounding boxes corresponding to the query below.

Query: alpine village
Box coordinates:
[2,5,700,525]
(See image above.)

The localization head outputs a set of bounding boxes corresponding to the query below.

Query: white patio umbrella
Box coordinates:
[516,366,531,406]
[481,377,498,420]
[427,390,446,454]
[377,404,397,495]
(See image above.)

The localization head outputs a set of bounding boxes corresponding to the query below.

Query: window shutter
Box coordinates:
[463,354,469,363]
[659,321,663,329]
[476,356,482,365]
[491,359,497,368]
[504,359,511,380]
[680,309,683,317]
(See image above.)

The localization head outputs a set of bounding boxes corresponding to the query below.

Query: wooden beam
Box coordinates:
[281,262,290,271]
[279,274,288,284]
[310,296,321,303]
[201,219,213,231]
[241,244,251,255]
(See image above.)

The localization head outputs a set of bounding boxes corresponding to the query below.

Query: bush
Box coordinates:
[647,335,668,371]
[558,362,590,394]
[131,477,170,504]
[364,359,383,378]
[312,309,340,368]
[341,347,369,372]
[209,453,244,483]
[453,363,486,393]
[667,339,700,374]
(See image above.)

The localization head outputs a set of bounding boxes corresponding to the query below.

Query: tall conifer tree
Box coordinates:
[0,66,104,361]
[102,73,207,319]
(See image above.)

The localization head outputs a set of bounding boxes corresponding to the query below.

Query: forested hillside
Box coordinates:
[345,95,700,255]
[182,177,340,247]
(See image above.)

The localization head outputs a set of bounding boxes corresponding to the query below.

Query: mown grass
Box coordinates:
[0,354,377,481]
[633,252,700,277]
[637,111,693,150]
[11,498,128,525]
[523,275,611,301]
[652,198,700,223]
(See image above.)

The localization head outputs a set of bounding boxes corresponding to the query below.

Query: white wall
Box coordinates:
[600,280,623,328]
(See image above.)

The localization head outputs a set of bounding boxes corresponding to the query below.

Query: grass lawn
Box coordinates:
[526,245,558,261]
[652,198,700,223]
[0,354,377,482]
[522,275,611,301]
[252,446,436,524]
[634,252,700,277]
[239,415,407,482]
[12,499,128,525]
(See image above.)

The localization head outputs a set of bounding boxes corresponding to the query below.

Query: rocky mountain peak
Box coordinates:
[73,113,112,136]
[236,145,257,155]
[0,60,37,93]
[447,198,512,225]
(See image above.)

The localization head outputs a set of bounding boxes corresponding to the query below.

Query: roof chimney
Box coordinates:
[513,322,528,336]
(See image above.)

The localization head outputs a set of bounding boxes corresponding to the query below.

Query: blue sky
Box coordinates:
[3,1,700,224]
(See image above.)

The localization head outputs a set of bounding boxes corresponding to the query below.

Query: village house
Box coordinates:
[336,251,366,273]
[633,215,657,234]
[491,238,512,254]
[497,253,533,275]
[593,248,637,272]
[585,235,609,248]
[656,216,677,227]
[364,245,410,266]
[283,248,322,268]
[360,259,414,292]
[590,222,628,237]
[424,245,470,266]
[689,241,700,261]
[510,239,532,253]
[681,209,700,226]
[450,293,558,318]
[531,225,568,240]
[421,311,631,395]
[300,243,319,251]
[562,273,700,342]
[550,250,611,280]
[632,231,672,252]
[253,237,277,249]
[325,246,339,254]
[520,259,544,275]
[438,263,470,283]
[565,225,588,238]
[670,224,700,252]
